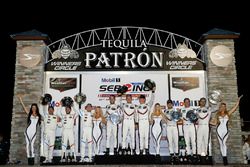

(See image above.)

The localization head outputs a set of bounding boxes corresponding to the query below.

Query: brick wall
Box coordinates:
[9,40,45,164]
[203,39,243,164]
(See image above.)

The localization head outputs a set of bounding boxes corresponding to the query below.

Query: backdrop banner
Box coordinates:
[44,70,206,156]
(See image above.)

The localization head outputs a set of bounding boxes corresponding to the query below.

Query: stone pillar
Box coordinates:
[9,30,48,164]
[200,28,242,164]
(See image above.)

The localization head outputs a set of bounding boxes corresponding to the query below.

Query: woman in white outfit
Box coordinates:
[93,106,106,155]
[18,96,41,165]
[150,103,167,156]
[210,95,242,165]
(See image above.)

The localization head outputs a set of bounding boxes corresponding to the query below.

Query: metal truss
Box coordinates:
[45,26,204,62]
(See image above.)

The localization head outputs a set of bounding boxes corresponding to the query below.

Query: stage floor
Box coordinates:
[9,155,249,166]
[2,165,250,167]
[36,155,213,165]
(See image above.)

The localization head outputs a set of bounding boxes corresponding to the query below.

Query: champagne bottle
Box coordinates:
[118,144,123,155]
[127,143,131,155]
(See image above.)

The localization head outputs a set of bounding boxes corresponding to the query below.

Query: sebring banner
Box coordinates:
[45,71,206,156]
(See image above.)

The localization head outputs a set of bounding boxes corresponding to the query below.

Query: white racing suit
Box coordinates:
[59,108,78,161]
[181,107,197,156]
[93,117,103,155]
[197,106,217,156]
[78,109,94,161]
[136,92,155,154]
[43,114,58,162]
[120,100,136,152]
[151,114,163,155]
[24,115,39,158]
[105,103,121,153]
[164,109,179,155]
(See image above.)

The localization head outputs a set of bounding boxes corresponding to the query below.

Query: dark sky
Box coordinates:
[0,4,249,138]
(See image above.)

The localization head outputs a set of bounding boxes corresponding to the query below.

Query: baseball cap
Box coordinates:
[139,95,146,99]
[167,99,173,104]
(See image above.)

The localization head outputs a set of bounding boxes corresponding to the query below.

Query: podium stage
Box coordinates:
[40,155,213,165]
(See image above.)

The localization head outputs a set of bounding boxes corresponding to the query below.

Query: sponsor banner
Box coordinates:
[50,78,77,92]
[172,77,199,91]
[44,70,206,156]
[81,71,168,107]
[45,42,205,71]
[81,71,205,108]
[169,71,206,108]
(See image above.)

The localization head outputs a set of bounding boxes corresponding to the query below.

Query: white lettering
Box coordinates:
[101,40,108,47]
[141,40,147,48]
[96,53,111,68]
[54,66,77,70]
[170,65,192,70]
[110,52,123,68]
[113,40,125,49]
[124,52,137,68]
[101,39,147,49]
[85,53,97,68]
[166,61,196,66]
[137,52,150,68]
[51,62,81,66]
[151,52,163,67]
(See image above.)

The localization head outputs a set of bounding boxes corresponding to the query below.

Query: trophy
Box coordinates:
[171,109,182,122]
[40,93,52,105]
[208,90,222,105]
[74,93,86,104]
[186,109,198,123]
[144,79,156,90]
[117,85,128,95]
[108,112,122,125]
[61,96,74,107]
[110,112,121,125]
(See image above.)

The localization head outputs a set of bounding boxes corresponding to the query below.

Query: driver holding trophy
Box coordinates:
[180,98,198,163]
[164,99,181,163]
[104,94,121,155]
